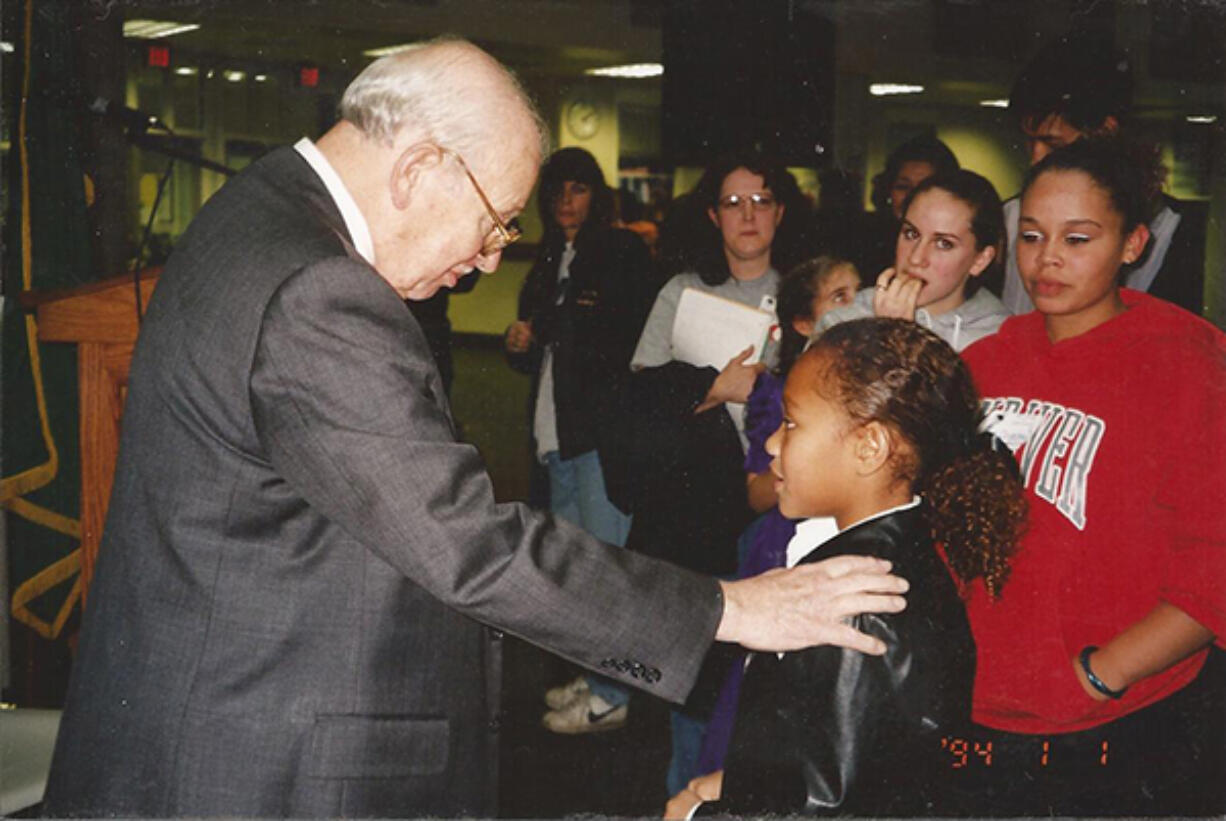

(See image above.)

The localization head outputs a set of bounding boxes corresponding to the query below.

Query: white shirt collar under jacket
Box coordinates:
[785,497,922,569]
[293,137,376,266]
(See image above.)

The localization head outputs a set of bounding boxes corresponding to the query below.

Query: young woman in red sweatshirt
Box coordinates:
[957,138,1226,816]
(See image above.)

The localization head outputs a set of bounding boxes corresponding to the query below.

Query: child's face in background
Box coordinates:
[1017,169,1149,341]
[812,265,861,322]
[791,265,861,338]
[766,352,861,522]
[894,189,995,316]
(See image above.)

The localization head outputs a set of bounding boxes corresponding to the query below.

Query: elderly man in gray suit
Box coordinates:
[43,39,907,817]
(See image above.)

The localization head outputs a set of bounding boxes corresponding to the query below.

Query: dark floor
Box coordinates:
[451,336,678,817]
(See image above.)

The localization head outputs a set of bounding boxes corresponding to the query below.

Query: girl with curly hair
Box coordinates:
[668,317,1025,817]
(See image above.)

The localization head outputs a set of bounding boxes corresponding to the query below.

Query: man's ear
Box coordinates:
[792,316,816,338]
[390,143,444,210]
[708,207,719,228]
[854,421,894,476]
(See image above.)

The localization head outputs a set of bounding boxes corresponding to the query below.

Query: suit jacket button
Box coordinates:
[490,629,504,641]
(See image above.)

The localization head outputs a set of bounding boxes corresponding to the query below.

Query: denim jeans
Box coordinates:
[544,450,632,709]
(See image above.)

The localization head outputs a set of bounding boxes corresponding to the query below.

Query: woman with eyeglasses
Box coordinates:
[504,147,657,735]
[623,153,809,796]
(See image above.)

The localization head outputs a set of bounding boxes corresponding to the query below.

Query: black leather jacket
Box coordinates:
[701,505,975,816]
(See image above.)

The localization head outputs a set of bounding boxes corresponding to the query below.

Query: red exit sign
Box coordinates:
[147,45,170,68]
[297,65,320,88]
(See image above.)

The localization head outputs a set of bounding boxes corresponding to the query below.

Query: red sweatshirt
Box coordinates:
[962,289,1226,734]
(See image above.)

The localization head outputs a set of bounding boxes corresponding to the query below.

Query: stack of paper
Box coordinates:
[670,288,775,370]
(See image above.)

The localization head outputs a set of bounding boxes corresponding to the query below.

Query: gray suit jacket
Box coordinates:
[43,147,721,817]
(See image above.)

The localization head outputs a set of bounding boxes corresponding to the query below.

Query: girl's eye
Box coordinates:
[832,290,849,304]
[1065,234,1091,245]
[1019,230,1043,244]
[935,237,955,251]
[783,418,796,430]
[901,226,919,240]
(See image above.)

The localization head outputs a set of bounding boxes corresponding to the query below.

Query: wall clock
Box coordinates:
[565,98,600,139]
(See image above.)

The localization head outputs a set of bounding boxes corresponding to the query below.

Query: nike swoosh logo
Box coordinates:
[587,705,622,723]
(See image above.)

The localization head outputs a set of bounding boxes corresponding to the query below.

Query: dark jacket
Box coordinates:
[621,361,753,577]
[703,505,975,816]
[509,225,655,505]
[1146,194,1208,317]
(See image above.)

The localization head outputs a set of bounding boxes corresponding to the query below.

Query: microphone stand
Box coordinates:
[127,132,237,179]
[124,123,237,325]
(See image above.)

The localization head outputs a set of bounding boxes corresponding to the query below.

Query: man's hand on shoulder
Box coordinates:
[715,555,908,654]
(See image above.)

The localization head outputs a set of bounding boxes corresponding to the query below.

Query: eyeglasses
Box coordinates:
[440,147,522,256]
[717,192,777,212]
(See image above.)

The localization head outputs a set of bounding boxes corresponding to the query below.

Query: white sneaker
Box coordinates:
[542,692,628,734]
[543,676,590,710]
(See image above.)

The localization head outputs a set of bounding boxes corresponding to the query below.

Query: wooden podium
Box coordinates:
[20,269,160,603]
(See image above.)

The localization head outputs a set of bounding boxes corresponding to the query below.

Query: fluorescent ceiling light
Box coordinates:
[175,66,198,76]
[979,98,1009,108]
[224,70,246,83]
[123,19,201,39]
[363,43,420,58]
[1186,115,1217,124]
[870,83,924,96]
[584,63,663,79]
[1,41,14,53]
[254,74,268,83]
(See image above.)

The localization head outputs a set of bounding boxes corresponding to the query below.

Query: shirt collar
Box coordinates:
[785,496,922,568]
[293,137,375,266]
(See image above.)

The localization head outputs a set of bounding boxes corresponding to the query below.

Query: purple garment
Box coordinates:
[695,510,796,776]
[697,370,795,775]
[743,371,784,475]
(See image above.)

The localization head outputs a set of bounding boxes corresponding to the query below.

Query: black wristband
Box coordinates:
[1079,645,1127,700]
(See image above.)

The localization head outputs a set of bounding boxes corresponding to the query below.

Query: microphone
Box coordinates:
[86,96,166,133]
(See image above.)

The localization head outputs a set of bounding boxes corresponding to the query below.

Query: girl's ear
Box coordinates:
[792,315,816,338]
[966,244,997,278]
[854,421,894,476]
[1121,222,1151,265]
[390,142,444,210]
[707,207,719,228]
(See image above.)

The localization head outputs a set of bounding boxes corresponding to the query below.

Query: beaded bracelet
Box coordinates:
[1079,645,1127,700]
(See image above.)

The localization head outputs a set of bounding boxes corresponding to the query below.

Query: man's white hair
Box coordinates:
[340,37,550,163]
